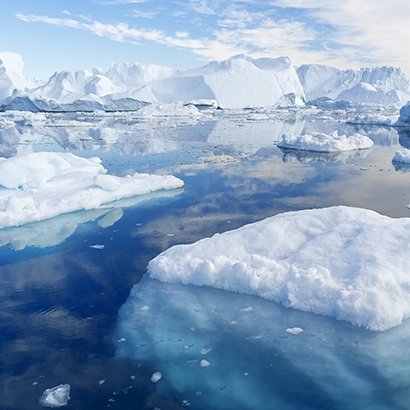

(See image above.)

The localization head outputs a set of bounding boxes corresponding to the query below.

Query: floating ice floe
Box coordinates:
[277,131,374,152]
[39,384,71,408]
[148,206,410,331]
[0,152,184,228]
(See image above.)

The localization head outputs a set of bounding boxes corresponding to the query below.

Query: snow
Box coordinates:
[147,206,410,331]
[39,384,71,407]
[277,131,374,152]
[0,152,184,228]
[392,148,410,163]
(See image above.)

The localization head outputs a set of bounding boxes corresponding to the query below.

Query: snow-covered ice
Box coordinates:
[277,131,374,152]
[148,206,410,331]
[39,384,71,407]
[0,152,183,228]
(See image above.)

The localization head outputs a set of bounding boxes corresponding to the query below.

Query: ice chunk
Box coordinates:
[148,206,410,331]
[39,384,71,408]
[0,152,184,228]
[286,327,304,335]
[151,371,162,383]
[277,131,374,152]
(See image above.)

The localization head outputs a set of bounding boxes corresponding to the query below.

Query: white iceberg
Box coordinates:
[39,384,71,407]
[0,152,184,228]
[148,206,410,331]
[277,131,374,152]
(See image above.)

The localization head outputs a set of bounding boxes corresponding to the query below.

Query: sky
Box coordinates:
[1,0,409,80]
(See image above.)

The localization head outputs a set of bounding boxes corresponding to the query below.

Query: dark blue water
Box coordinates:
[0,113,409,409]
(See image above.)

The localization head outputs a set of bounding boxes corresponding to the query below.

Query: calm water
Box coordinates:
[0,110,410,409]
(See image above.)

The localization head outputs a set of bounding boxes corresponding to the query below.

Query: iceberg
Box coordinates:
[297,64,410,105]
[147,206,410,331]
[396,101,410,125]
[0,53,305,111]
[277,131,374,152]
[0,152,184,228]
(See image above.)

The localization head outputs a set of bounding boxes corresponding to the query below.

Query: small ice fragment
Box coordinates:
[199,346,212,355]
[98,379,106,385]
[139,305,150,311]
[286,327,304,335]
[200,359,210,368]
[244,372,249,376]
[130,375,136,380]
[32,381,39,385]
[406,204,410,209]
[39,384,71,408]
[230,320,238,325]
[195,391,202,396]
[151,372,162,383]
[248,334,263,340]
[183,344,193,350]
[190,327,195,331]
[166,233,175,237]
[117,338,126,342]
[90,244,105,249]
[241,307,253,312]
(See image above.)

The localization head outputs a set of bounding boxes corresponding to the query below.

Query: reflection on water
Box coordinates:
[0,110,410,409]
[280,146,373,163]
[0,189,183,251]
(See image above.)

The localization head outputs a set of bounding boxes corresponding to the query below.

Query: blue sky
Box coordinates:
[1,0,409,80]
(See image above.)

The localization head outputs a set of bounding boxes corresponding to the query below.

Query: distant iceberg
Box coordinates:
[0,53,305,111]
[148,206,410,331]
[0,152,184,228]
[297,64,410,105]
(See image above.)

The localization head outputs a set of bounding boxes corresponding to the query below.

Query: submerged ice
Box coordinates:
[116,274,410,410]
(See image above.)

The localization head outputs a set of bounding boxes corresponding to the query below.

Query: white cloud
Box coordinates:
[15,0,410,77]
[268,0,410,72]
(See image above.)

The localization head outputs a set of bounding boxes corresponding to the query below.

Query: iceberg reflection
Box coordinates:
[280,147,373,163]
[0,188,183,250]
